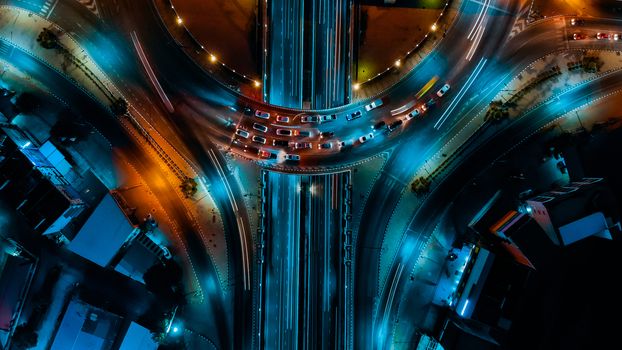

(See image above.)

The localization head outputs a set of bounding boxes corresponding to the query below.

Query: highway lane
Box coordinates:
[377,67,622,348]
[0,40,233,347]
[259,172,350,349]
[266,0,304,108]
[262,172,302,349]
[309,0,353,108]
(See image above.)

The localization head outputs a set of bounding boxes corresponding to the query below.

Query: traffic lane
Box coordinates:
[263,172,301,349]
[173,114,254,348]
[380,68,622,344]
[112,3,254,346]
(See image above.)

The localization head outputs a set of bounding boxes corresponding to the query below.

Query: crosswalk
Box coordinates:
[0,40,13,57]
[40,0,55,17]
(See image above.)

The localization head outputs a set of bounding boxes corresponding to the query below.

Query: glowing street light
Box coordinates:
[209,54,217,63]
[394,59,401,68]
[431,23,438,32]
[353,83,360,91]
[176,17,183,25]
[254,80,261,88]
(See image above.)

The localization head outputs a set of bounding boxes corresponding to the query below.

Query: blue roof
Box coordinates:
[68,194,136,267]
[51,299,122,350]
[119,322,158,350]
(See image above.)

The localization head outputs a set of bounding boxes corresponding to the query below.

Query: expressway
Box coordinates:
[259,171,351,349]
[265,0,352,109]
[266,0,305,107]
[3,0,622,348]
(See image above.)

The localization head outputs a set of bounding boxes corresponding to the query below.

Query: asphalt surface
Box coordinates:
[4,0,622,348]
[260,172,350,349]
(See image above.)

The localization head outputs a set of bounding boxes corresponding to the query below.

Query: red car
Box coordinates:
[572,33,585,40]
[596,32,609,40]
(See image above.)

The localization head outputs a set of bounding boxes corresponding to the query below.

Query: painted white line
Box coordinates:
[435,57,488,130]
[130,31,175,113]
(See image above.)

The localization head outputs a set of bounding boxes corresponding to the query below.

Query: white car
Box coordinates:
[235,129,250,138]
[301,115,319,123]
[364,98,384,111]
[276,115,290,123]
[405,109,420,120]
[284,154,300,161]
[252,135,267,144]
[253,123,268,133]
[255,110,270,119]
[437,83,451,97]
[320,114,337,123]
[358,132,375,143]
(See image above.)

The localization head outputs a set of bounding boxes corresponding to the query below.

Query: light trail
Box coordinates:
[434,57,488,130]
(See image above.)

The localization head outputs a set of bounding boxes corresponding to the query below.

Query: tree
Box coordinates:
[111,98,128,116]
[180,178,197,198]
[36,28,59,49]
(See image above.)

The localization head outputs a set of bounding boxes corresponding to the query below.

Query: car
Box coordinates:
[358,132,375,143]
[364,98,384,111]
[318,142,333,149]
[294,142,312,149]
[299,130,313,137]
[235,129,250,138]
[242,107,253,116]
[243,145,259,154]
[572,33,585,40]
[320,131,335,139]
[346,110,362,121]
[420,104,428,112]
[252,135,267,144]
[570,18,583,26]
[276,129,298,136]
[615,33,620,41]
[258,149,274,159]
[284,154,300,161]
[405,109,420,120]
[253,123,268,133]
[255,110,270,119]
[388,119,403,131]
[436,83,451,97]
[596,32,609,40]
[320,114,337,123]
[273,139,289,147]
[276,115,290,123]
[301,115,319,123]
[372,121,386,130]
[320,131,334,139]
[425,99,436,108]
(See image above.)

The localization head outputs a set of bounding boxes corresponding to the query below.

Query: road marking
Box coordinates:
[435,57,488,130]
[75,0,100,17]
[469,0,511,14]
